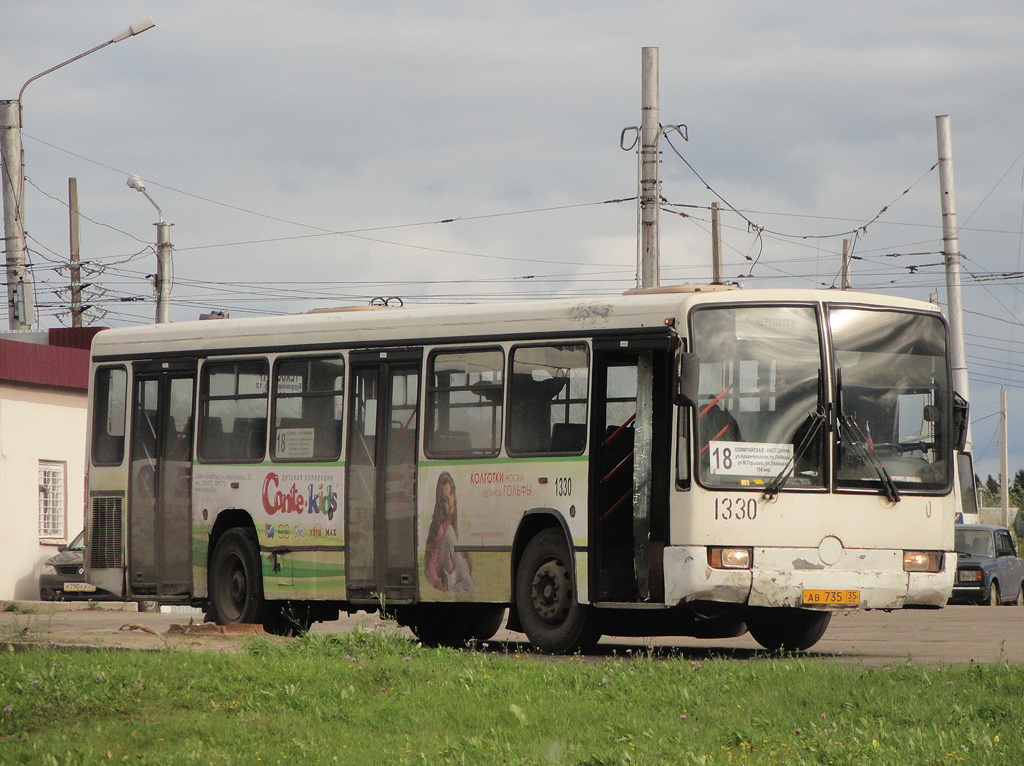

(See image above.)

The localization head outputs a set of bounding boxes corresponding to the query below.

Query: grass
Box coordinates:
[1,625,1023,765]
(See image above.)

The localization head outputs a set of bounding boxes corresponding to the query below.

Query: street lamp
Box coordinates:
[127,174,172,324]
[0,18,155,330]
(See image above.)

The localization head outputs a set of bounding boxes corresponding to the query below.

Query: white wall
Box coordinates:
[0,384,87,600]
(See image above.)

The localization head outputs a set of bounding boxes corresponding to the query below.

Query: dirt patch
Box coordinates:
[0,602,287,653]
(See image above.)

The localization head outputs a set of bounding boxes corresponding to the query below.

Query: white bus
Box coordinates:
[84,286,967,653]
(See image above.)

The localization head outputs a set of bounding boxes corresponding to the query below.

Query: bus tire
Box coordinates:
[208,528,264,625]
[403,605,472,647]
[747,608,831,651]
[263,602,313,636]
[515,528,601,654]
[464,606,506,642]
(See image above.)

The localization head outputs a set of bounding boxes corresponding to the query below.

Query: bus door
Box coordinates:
[590,338,671,603]
[345,349,421,604]
[127,363,196,598]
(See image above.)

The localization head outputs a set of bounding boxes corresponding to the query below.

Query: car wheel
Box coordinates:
[1015,585,1024,606]
[987,581,1000,606]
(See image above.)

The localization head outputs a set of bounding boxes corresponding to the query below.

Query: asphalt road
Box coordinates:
[1,601,1021,665]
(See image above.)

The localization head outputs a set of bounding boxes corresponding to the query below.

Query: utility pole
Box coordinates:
[155,219,171,324]
[638,46,660,289]
[0,99,34,329]
[1001,389,1009,526]
[936,116,971,444]
[841,239,852,290]
[68,178,83,327]
[711,201,722,284]
[0,18,155,331]
[127,175,172,323]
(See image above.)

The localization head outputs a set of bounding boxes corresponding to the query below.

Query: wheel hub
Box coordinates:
[531,557,571,624]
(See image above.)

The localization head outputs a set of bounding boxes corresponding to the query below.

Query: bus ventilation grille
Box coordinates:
[89,495,124,569]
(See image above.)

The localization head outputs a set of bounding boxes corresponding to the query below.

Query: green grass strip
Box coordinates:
[1,628,1022,764]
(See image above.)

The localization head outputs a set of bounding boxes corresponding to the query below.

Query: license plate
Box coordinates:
[802,589,859,606]
[63,582,96,593]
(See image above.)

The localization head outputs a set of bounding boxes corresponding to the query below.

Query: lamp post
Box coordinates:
[127,175,171,324]
[0,17,155,330]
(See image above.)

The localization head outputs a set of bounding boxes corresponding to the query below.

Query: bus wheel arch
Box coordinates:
[508,511,571,633]
[512,519,601,654]
[207,509,258,574]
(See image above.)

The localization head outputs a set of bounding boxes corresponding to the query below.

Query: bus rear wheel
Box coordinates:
[515,528,601,654]
[747,608,831,651]
[464,606,505,642]
[208,528,264,625]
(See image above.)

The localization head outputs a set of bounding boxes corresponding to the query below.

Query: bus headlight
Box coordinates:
[903,550,943,573]
[708,547,752,569]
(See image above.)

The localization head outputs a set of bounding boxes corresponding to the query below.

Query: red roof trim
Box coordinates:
[0,338,90,391]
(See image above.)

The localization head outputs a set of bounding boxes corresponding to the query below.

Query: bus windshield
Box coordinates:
[831,307,951,493]
[691,305,825,490]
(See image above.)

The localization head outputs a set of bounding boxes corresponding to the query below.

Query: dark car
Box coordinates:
[38,530,117,602]
[949,524,1024,606]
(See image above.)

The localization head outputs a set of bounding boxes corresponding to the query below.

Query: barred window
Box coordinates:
[38,461,66,540]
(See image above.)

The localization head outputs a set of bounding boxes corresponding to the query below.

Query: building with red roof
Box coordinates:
[0,328,101,600]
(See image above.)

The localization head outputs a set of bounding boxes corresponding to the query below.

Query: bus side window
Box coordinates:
[199,359,269,464]
[92,366,127,466]
[425,348,503,458]
[507,343,589,456]
[271,356,345,462]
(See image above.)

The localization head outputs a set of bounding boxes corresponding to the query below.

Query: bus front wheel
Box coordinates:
[208,528,264,625]
[515,528,601,654]
[747,608,831,651]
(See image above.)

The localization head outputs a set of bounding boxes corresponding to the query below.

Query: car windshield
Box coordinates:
[67,530,85,551]
[954,528,995,557]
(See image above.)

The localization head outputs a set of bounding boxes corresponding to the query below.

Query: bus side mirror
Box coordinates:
[952,392,969,453]
[675,351,700,407]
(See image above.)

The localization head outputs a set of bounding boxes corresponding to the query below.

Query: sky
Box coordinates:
[3,2,1024,483]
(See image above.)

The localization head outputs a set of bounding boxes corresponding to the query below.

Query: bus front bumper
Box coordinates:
[664,546,952,610]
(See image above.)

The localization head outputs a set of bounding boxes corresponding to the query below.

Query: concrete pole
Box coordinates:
[0,99,34,329]
[936,116,971,447]
[711,201,722,284]
[69,178,83,327]
[1001,389,1009,527]
[638,47,660,289]
[841,239,852,290]
[155,221,171,323]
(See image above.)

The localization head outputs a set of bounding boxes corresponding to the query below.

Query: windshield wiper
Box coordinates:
[834,368,900,504]
[763,408,826,500]
[837,414,901,504]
